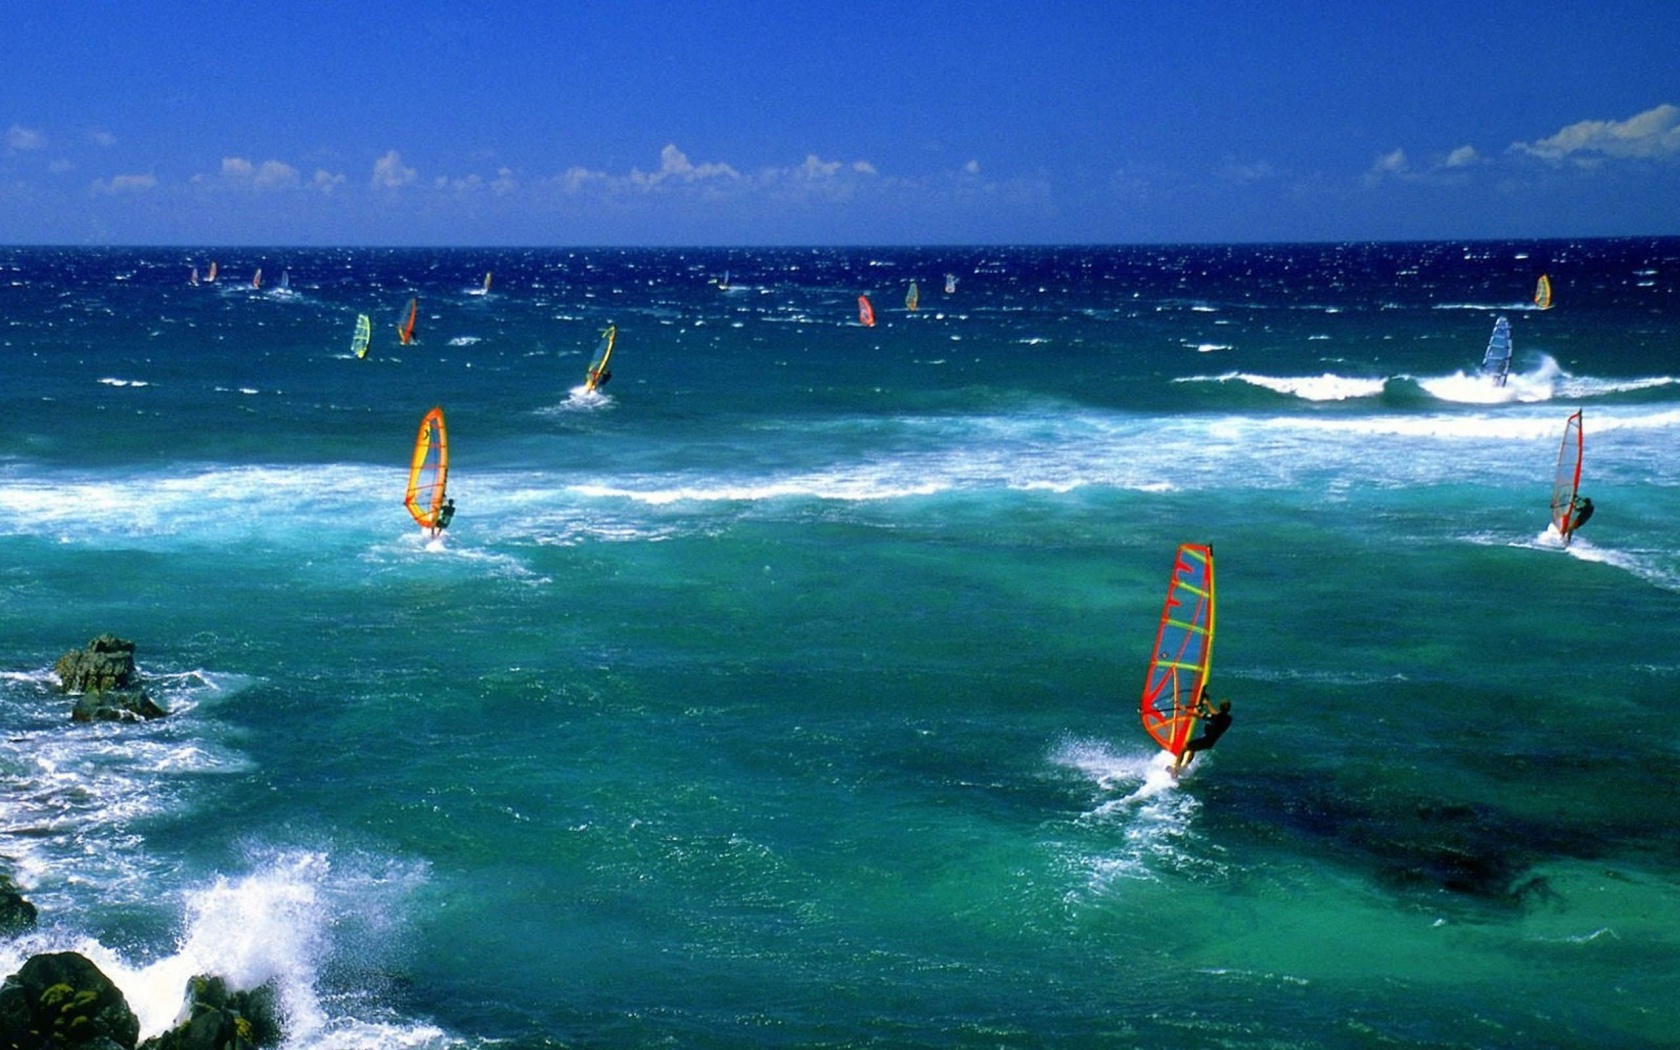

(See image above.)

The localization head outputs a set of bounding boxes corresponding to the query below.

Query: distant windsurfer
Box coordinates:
[1568,495,1593,534]
[1173,688,1232,772]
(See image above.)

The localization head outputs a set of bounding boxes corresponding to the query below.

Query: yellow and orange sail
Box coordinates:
[404,407,448,531]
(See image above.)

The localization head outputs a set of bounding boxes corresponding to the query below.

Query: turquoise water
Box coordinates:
[3,242,1679,1048]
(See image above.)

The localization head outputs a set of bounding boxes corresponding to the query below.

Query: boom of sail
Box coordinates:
[1140,544,1216,756]
[1534,274,1553,311]
[1480,316,1513,387]
[1550,409,1584,545]
[584,325,617,393]
[351,314,372,360]
[404,407,449,531]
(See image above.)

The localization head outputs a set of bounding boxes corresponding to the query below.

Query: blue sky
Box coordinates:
[4,2,1679,246]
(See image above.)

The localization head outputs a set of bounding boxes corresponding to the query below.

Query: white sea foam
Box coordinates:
[0,671,254,901]
[1050,738,1206,895]
[1183,371,1385,400]
[0,850,442,1048]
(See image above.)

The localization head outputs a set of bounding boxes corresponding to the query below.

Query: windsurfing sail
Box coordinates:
[1534,274,1553,311]
[482,271,492,293]
[251,268,262,289]
[404,407,448,531]
[351,313,372,359]
[1480,315,1512,387]
[1550,409,1584,544]
[278,270,291,292]
[206,261,218,283]
[944,273,957,294]
[189,266,199,286]
[717,270,730,290]
[398,297,418,345]
[858,295,875,327]
[1140,544,1216,757]
[584,325,617,393]
[906,281,920,312]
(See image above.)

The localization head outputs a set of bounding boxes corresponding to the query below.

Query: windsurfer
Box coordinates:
[1174,689,1232,772]
[1569,496,1594,534]
[436,498,456,532]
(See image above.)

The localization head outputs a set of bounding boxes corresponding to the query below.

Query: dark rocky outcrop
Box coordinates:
[0,873,37,936]
[0,951,140,1050]
[138,976,282,1050]
[53,635,166,722]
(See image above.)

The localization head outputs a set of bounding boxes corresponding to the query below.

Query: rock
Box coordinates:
[137,975,282,1050]
[54,635,166,722]
[71,692,167,724]
[0,951,140,1050]
[0,873,37,936]
[54,635,139,694]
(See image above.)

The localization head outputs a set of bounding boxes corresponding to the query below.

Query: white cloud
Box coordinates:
[1363,145,1481,186]
[1363,148,1410,185]
[252,160,300,189]
[796,154,841,179]
[313,169,346,194]
[628,144,740,187]
[1513,103,1680,166]
[191,157,314,191]
[88,129,116,148]
[92,173,157,194]
[561,165,606,192]
[6,125,46,151]
[372,150,417,188]
[963,159,980,175]
[1443,145,1481,168]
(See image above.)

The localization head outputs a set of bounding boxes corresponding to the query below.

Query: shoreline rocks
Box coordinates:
[0,951,140,1050]
[0,951,282,1050]
[0,873,36,937]
[53,635,166,722]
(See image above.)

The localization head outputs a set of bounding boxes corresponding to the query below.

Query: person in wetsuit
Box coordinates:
[428,497,456,538]
[1174,690,1232,772]
[1569,495,1594,534]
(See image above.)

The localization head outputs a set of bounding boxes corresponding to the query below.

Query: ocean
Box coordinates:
[2,240,1677,1049]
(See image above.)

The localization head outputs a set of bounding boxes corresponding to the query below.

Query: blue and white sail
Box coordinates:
[1480,315,1512,387]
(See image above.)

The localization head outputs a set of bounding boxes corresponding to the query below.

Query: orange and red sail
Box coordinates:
[1140,544,1216,756]
[398,297,418,345]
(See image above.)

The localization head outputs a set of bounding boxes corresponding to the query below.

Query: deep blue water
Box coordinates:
[3,241,1679,1048]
